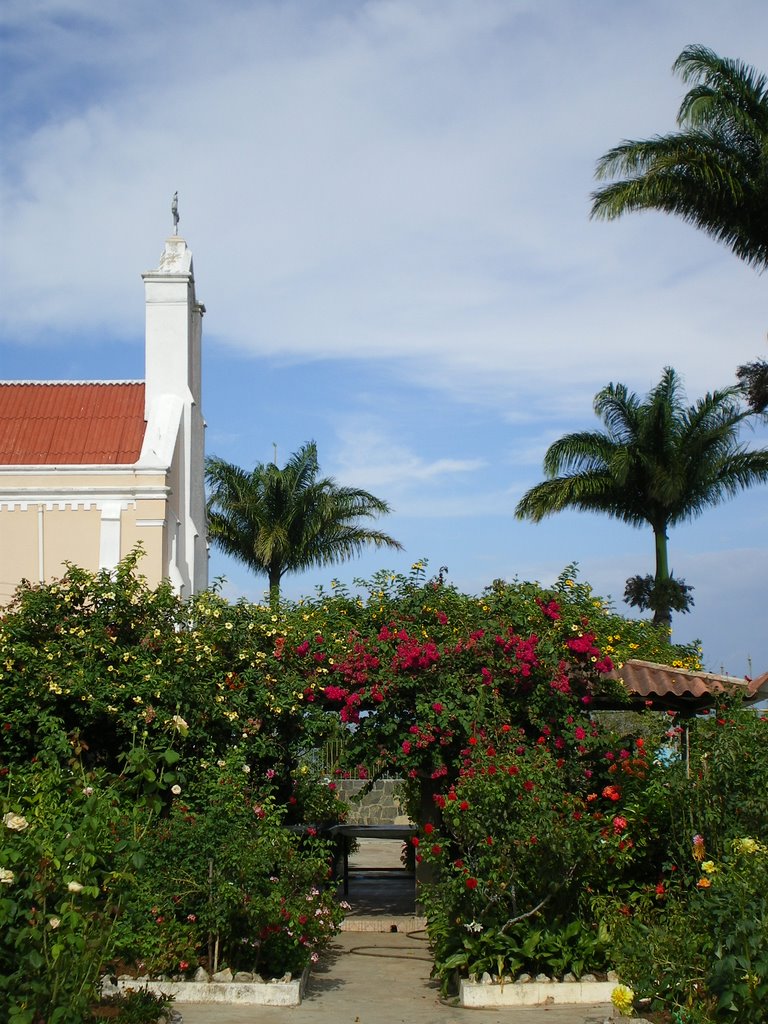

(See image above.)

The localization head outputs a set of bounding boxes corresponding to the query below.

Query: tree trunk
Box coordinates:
[268,565,281,609]
[652,524,672,630]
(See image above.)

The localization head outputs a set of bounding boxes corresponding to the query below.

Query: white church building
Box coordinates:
[0,231,208,601]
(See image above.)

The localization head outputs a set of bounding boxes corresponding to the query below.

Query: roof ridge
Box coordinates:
[0,380,144,387]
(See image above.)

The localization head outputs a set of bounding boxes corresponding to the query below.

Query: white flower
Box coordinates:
[0,868,14,885]
[82,787,94,797]
[49,917,61,929]
[464,920,484,933]
[171,784,182,796]
[67,881,84,893]
[3,812,29,832]
[241,764,251,774]
[171,714,189,736]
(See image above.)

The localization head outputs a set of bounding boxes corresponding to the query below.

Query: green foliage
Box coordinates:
[603,707,768,1023]
[285,562,699,788]
[3,552,760,1021]
[515,367,768,628]
[205,441,402,605]
[412,719,655,991]
[92,990,172,1024]
[0,738,169,1024]
[624,574,694,616]
[112,754,344,979]
[609,838,768,1023]
[0,558,337,808]
[592,44,768,271]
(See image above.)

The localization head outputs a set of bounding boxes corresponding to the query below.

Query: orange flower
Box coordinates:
[696,877,711,889]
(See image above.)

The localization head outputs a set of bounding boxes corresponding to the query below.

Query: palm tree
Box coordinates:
[206,442,403,606]
[514,368,768,629]
[590,44,768,409]
[737,359,768,413]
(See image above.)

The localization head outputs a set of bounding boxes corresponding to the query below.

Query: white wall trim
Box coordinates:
[99,502,122,571]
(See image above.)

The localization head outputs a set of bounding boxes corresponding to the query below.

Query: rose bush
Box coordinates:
[111,752,345,980]
[0,731,173,1024]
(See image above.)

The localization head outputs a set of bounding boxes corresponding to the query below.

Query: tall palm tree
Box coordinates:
[206,442,403,606]
[514,368,768,629]
[590,44,768,409]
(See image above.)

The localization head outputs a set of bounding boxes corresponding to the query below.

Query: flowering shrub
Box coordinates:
[112,755,344,979]
[0,553,722,1014]
[604,707,768,1023]
[0,556,335,801]
[293,564,699,792]
[0,734,171,1024]
[410,717,663,988]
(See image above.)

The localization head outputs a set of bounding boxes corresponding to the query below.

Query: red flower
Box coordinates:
[431,844,442,856]
[465,877,478,889]
[523,780,534,792]
[424,822,434,834]
[460,800,469,811]
[612,816,628,834]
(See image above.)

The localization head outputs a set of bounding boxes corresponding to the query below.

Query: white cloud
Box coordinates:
[331,421,485,493]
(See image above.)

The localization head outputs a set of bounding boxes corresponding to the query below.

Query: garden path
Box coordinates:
[176,841,623,1024]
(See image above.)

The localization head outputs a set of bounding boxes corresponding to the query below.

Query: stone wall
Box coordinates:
[334,778,410,824]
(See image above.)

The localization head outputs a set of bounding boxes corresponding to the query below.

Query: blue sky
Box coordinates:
[1,1,766,676]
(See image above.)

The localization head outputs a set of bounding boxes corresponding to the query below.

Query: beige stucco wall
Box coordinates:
[0,505,39,603]
[0,467,173,603]
[121,497,168,585]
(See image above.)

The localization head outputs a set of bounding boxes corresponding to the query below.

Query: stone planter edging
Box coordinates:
[460,978,616,1007]
[117,969,309,1006]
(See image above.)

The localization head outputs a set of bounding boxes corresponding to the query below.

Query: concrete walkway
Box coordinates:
[176,840,622,1024]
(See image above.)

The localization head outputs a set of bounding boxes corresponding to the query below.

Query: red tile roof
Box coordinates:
[610,659,768,711]
[0,383,146,465]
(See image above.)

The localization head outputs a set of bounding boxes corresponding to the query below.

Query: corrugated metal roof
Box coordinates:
[0,382,146,465]
[610,659,768,711]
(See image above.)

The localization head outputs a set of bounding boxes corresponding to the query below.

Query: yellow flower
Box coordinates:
[701,860,717,874]
[3,812,29,832]
[171,714,189,736]
[733,837,760,856]
[611,984,634,1015]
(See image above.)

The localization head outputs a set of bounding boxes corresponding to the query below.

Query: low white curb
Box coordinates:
[117,969,309,1006]
[460,978,616,1007]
